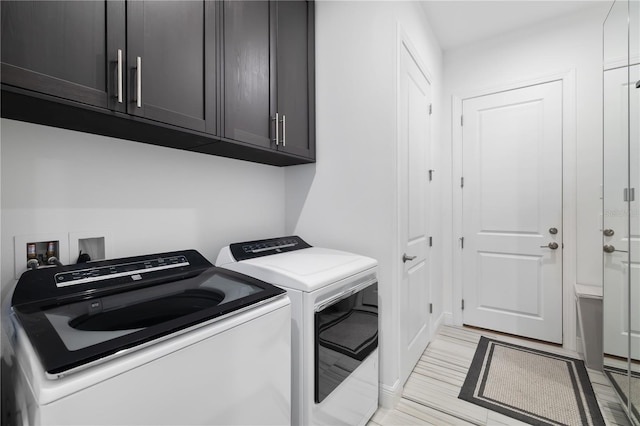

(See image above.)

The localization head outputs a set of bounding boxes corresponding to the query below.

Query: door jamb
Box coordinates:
[451,70,577,351]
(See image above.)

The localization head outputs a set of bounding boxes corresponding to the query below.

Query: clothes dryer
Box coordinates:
[217,236,378,426]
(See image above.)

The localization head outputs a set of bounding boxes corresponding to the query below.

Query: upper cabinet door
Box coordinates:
[276,0,315,158]
[1,1,126,112]
[127,1,216,134]
[222,1,275,149]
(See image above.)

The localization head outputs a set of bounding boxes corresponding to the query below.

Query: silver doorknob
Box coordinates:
[603,244,629,253]
[603,229,615,237]
[540,242,559,250]
[402,253,416,263]
[549,227,558,235]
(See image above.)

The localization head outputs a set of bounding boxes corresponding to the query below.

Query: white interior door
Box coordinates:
[603,65,640,361]
[399,41,431,384]
[461,80,563,344]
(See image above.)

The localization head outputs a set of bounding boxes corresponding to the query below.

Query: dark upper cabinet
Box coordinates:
[222,0,274,148]
[1,0,314,166]
[1,1,126,112]
[127,1,217,134]
[222,0,315,158]
[275,0,315,159]
[2,0,216,134]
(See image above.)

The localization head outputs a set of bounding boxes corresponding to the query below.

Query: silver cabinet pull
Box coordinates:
[402,253,416,263]
[280,114,286,147]
[604,244,628,253]
[136,56,142,108]
[117,49,123,103]
[540,242,559,250]
[273,113,279,145]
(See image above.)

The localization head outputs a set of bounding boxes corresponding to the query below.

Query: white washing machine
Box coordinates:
[2,249,291,425]
[217,236,379,426]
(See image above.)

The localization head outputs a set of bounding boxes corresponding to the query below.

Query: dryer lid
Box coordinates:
[220,246,378,292]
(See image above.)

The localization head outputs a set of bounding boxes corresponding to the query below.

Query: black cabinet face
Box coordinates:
[222,0,315,159]
[1,1,125,111]
[276,0,314,158]
[127,1,216,133]
[223,0,274,148]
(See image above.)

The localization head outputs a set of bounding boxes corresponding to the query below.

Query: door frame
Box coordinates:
[452,70,577,351]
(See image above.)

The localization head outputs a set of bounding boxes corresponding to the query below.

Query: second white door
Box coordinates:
[399,40,431,384]
[461,80,563,344]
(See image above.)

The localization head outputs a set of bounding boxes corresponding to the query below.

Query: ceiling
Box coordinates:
[420,1,611,51]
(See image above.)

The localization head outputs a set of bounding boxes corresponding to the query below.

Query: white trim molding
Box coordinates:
[379,379,402,409]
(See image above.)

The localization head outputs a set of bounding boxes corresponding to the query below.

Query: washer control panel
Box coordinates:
[230,236,311,261]
[55,255,189,287]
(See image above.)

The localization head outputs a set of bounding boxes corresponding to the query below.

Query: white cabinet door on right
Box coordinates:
[462,80,563,344]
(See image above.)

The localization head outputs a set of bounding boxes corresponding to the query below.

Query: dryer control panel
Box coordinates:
[230,236,311,261]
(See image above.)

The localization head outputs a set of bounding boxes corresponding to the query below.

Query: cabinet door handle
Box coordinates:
[117,49,123,103]
[273,112,279,145]
[280,114,286,147]
[136,56,142,108]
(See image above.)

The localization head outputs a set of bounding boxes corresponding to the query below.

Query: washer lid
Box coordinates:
[222,247,377,292]
[11,250,286,377]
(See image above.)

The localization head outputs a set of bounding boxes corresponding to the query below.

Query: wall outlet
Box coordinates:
[14,233,70,279]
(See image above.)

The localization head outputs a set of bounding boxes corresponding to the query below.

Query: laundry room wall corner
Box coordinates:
[285,0,444,409]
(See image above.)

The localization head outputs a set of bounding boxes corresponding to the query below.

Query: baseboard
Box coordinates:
[443,311,454,326]
[431,311,445,337]
[379,379,402,409]
[576,336,585,357]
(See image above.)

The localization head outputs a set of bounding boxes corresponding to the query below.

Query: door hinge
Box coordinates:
[461,299,465,310]
[461,115,463,126]
[460,237,464,249]
[429,104,433,115]
[460,177,464,188]
[624,188,636,201]
[428,169,434,181]
[429,303,433,314]
[429,236,433,247]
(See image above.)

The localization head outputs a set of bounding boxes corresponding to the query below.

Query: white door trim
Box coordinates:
[452,70,577,351]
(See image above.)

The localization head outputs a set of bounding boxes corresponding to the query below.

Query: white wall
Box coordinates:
[440,4,611,319]
[285,1,443,405]
[1,119,286,299]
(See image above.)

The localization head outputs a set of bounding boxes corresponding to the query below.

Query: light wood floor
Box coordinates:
[368,325,631,426]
